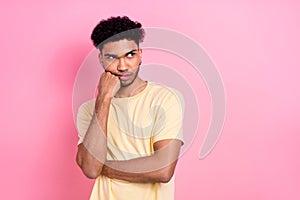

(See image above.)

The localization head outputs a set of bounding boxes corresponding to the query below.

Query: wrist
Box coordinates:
[97,92,113,101]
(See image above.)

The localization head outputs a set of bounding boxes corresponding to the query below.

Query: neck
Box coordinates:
[115,77,147,98]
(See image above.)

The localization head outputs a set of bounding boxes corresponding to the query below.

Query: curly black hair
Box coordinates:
[91,16,145,51]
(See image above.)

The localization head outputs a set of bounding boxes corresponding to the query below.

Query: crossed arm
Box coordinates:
[101,139,182,183]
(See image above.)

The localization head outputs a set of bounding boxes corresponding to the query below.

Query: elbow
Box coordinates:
[160,175,173,183]
[76,152,103,179]
[159,169,175,183]
[83,167,102,179]
[81,163,103,179]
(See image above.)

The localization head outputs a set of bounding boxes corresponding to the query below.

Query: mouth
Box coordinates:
[118,74,131,81]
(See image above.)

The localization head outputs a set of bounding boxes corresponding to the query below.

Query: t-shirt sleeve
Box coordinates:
[76,100,95,144]
[152,89,185,144]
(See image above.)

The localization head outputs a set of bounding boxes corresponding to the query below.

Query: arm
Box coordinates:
[102,88,184,183]
[101,139,183,183]
[76,72,120,179]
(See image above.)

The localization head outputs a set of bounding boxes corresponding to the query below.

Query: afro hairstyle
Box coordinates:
[91,16,145,51]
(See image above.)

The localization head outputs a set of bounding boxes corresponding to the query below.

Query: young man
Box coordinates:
[76,16,184,200]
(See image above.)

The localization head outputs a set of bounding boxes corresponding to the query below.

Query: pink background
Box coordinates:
[1,0,299,199]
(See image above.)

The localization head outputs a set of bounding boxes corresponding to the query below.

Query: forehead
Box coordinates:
[101,39,138,55]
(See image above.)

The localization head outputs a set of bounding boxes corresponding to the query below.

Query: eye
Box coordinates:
[126,52,136,58]
[106,55,117,60]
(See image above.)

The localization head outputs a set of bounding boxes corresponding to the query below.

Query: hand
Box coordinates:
[97,72,121,99]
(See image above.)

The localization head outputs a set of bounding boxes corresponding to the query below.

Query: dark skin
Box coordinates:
[76,71,120,179]
[76,39,182,182]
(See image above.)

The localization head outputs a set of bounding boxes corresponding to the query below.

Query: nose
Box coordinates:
[117,57,128,72]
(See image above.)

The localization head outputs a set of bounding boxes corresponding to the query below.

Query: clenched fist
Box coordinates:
[97,72,121,99]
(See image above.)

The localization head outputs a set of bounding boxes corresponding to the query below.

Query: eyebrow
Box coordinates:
[104,49,138,58]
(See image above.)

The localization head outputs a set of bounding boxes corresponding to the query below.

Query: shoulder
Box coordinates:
[77,99,95,117]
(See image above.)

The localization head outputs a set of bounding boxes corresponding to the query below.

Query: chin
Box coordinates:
[120,80,133,87]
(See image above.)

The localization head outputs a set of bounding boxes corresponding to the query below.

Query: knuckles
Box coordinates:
[99,72,120,86]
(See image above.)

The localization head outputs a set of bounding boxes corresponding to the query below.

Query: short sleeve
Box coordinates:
[152,88,185,144]
[76,99,95,144]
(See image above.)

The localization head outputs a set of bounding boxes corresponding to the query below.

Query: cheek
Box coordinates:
[128,58,141,68]
[103,60,118,71]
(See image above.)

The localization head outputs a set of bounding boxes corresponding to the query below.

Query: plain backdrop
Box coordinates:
[0,0,299,199]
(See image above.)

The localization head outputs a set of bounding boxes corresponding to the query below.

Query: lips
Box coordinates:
[118,74,131,81]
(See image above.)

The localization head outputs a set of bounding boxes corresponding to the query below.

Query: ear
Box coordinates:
[137,48,142,66]
[138,48,143,60]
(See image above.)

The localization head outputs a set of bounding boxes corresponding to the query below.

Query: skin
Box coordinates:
[76,39,182,183]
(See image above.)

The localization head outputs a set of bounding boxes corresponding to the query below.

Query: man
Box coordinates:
[76,16,184,200]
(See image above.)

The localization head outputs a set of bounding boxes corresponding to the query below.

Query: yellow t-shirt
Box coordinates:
[77,82,184,200]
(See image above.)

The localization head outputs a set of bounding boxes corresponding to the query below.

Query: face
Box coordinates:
[99,39,142,87]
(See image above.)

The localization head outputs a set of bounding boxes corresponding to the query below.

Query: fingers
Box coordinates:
[104,71,118,78]
[102,72,119,83]
[97,71,121,98]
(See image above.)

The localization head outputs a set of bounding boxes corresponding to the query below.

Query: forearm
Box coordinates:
[82,96,111,161]
[102,154,177,183]
[102,139,182,183]
[76,96,111,178]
